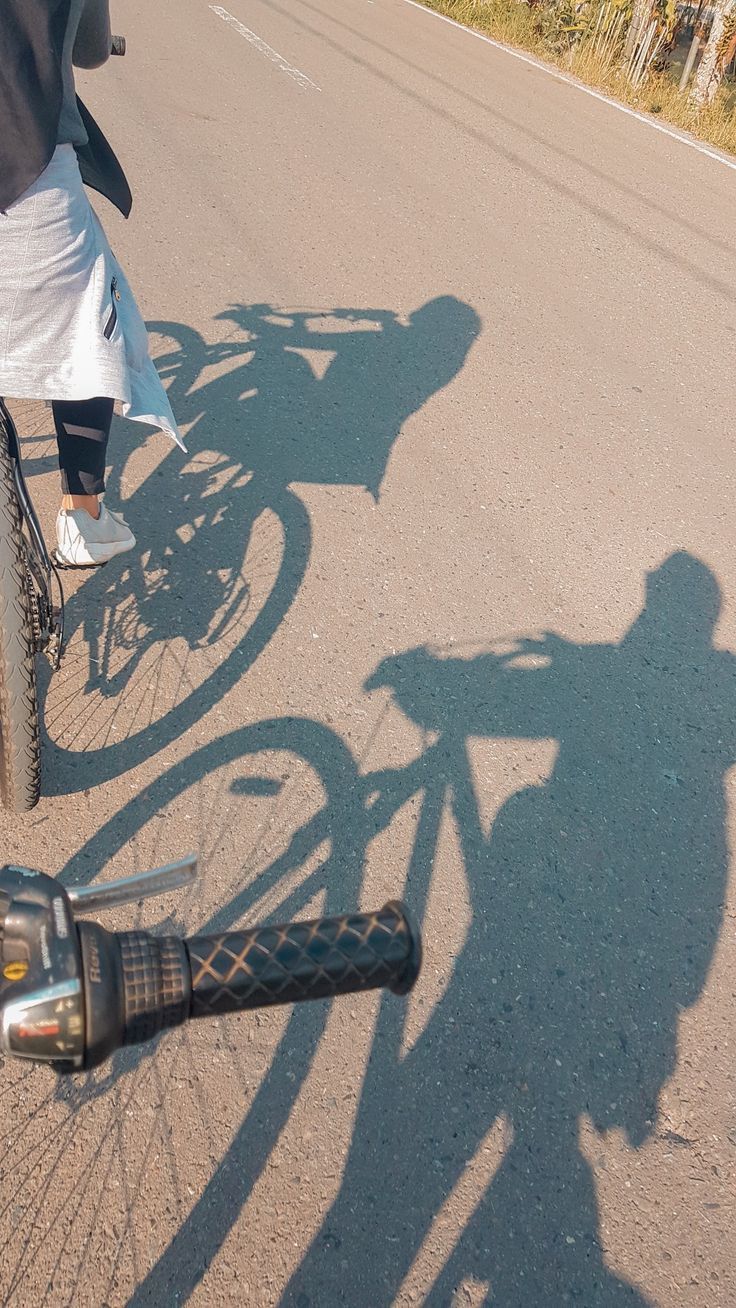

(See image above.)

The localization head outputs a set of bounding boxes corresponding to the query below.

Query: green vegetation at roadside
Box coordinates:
[419,0,736,156]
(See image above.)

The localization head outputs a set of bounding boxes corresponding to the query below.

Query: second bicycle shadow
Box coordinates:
[42,297,481,793]
[48,550,734,1307]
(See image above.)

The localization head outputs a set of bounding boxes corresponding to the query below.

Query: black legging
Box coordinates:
[52,396,114,497]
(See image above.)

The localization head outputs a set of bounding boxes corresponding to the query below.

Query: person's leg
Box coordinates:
[52,396,114,519]
[52,397,135,566]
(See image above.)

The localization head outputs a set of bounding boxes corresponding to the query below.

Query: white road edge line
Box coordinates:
[400,0,736,174]
[209,5,322,91]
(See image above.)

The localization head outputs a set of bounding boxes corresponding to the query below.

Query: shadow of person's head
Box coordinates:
[626,549,723,651]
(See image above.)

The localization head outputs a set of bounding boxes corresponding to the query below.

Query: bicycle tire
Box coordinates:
[0,423,40,810]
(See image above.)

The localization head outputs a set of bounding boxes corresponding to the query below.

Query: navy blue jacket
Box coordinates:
[0,0,131,215]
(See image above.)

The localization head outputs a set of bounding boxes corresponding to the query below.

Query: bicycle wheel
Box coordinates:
[0,413,40,810]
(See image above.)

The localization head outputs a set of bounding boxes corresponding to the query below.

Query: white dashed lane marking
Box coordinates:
[209,6,322,91]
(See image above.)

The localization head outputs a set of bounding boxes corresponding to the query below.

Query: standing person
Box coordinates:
[0,1,183,566]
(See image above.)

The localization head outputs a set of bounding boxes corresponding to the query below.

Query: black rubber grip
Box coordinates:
[111,34,126,56]
[185,901,421,1019]
[118,931,190,1044]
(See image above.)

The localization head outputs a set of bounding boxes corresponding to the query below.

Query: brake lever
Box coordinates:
[67,856,197,915]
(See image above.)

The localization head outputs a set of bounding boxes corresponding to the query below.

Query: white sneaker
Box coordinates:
[55,502,136,567]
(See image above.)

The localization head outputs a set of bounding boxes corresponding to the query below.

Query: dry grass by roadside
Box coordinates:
[420,0,736,156]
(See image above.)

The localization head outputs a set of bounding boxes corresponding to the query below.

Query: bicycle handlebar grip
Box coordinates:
[185,901,421,1019]
[111,34,126,56]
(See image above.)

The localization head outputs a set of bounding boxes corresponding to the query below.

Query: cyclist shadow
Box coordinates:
[281,550,735,1306]
[49,296,480,790]
[50,552,733,1307]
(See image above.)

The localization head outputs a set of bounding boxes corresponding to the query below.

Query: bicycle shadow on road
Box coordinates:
[47,550,734,1306]
[44,296,480,795]
[278,550,735,1306]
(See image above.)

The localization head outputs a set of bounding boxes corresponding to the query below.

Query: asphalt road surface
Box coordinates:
[1,1,735,1304]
